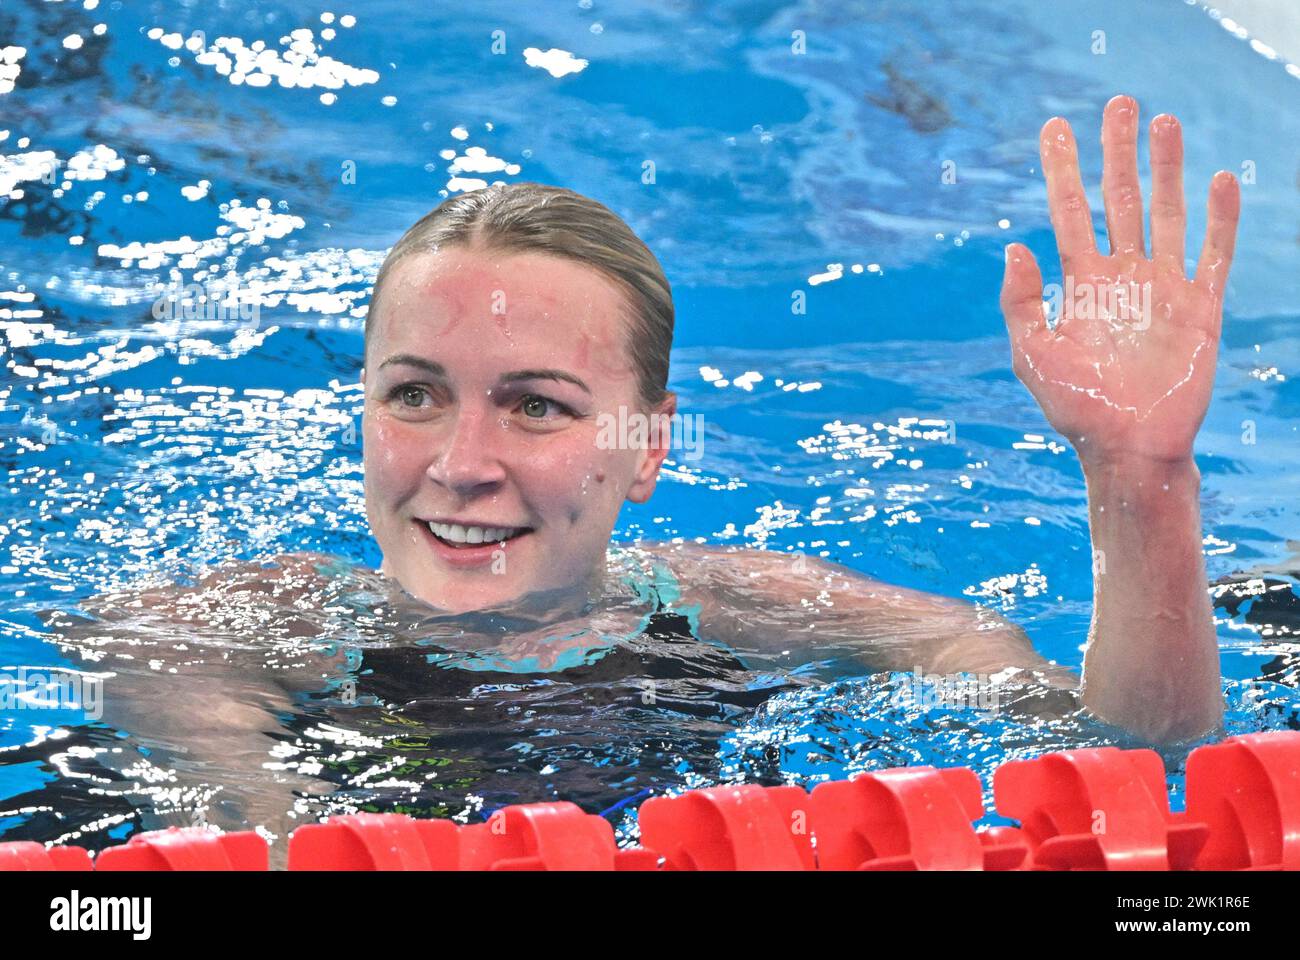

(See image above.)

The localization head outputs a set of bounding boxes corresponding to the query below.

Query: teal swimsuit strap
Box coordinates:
[621,556,703,638]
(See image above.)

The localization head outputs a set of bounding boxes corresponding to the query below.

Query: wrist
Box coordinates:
[1082,452,1201,502]
[1079,447,1196,477]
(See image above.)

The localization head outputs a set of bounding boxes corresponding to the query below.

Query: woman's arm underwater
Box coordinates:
[41,552,349,850]
[658,542,1078,687]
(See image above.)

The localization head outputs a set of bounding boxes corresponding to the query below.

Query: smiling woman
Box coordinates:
[356,182,1055,667]
[361,213,679,614]
[352,98,1241,746]
[6,0,1299,890]
[25,99,1245,865]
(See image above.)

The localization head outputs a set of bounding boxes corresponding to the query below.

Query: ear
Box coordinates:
[626,392,677,504]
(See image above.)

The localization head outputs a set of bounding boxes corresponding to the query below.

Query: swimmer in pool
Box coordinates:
[60,94,1239,831]
[350,92,1235,744]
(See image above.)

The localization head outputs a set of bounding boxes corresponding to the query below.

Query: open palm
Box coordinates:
[1001,95,1240,466]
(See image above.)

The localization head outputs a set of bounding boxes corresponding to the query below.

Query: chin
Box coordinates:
[402,576,519,614]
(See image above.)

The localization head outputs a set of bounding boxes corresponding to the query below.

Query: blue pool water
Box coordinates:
[1,0,1298,852]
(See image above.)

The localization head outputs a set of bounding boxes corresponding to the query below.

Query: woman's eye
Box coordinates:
[399,386,428,407]
[385,384,432,409]
[518,394,573,421]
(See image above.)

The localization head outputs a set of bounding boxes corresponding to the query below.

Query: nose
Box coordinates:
[425,407,509,497]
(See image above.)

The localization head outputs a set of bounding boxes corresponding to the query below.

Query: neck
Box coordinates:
[375,561,608,626]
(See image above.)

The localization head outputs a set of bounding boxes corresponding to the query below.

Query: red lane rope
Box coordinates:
[2,731,1296,871]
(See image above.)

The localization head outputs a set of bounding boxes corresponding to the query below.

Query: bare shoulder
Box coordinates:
[646,540,970,615]
[71,550,345,624]
[642,539,959,644]
[641,541,1073,681]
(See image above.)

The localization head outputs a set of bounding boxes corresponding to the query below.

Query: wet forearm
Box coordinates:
[1080,455,1223,741]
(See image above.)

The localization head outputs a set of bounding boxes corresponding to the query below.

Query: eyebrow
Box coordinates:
[377,355,591,395]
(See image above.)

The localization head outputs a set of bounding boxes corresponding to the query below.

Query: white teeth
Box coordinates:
[427,521,523,545]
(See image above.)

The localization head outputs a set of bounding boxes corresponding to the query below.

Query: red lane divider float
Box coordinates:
[0,842,93,871]
[288,804,659,871]
[95,828,268,871]
[994,747,1208,870]
[1184,732,1300,870]
[1,731,1296,871]
[637,784,814,870]
[810,767,1030,870]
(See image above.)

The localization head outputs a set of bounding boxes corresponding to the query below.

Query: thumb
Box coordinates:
[1000,242,1046,345]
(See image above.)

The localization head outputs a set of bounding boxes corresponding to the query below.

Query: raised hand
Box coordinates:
[1000,95,1240,467]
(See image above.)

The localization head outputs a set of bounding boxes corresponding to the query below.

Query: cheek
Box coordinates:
[582,447,643,521]
[364,414,429,483]
[517,434,633,509]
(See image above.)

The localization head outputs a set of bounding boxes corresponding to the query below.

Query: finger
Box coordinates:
[1148,113,1186,270]
[1000,243,1047,361]
[1039,117,1097,267]
[1100,94,1145,256]
[1195,171,1240,297]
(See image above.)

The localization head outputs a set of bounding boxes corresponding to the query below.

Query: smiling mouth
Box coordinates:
[422,520,533,548]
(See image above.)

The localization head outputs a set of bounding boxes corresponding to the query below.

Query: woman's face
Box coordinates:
[362,245,673,614]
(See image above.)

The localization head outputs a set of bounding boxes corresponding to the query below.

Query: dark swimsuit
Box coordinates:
[343,551,756,695]
[347,606,760,704]
[283,583,801,820]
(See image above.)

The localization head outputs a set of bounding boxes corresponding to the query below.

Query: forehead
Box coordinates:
[370,246,630,353]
